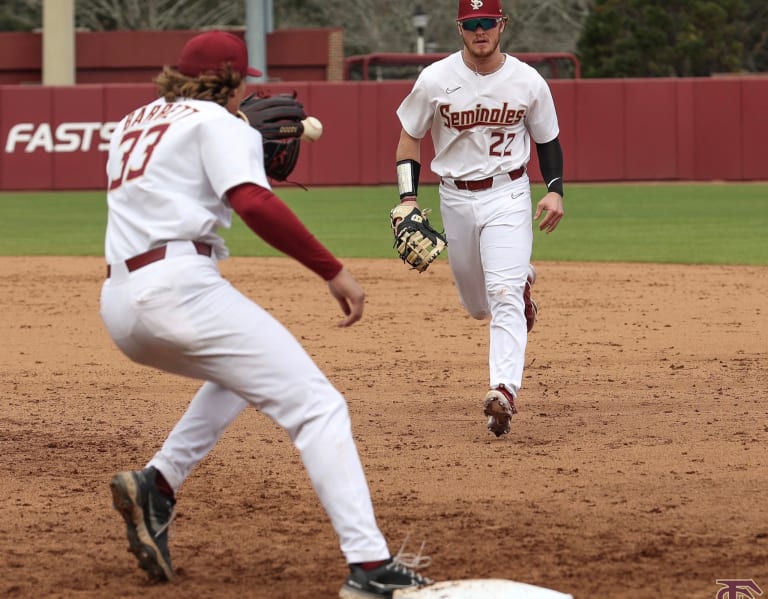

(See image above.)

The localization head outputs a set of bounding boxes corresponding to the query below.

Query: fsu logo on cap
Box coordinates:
[457,0,503,20]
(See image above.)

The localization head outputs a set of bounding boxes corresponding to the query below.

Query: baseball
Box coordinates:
[301,116,323,142]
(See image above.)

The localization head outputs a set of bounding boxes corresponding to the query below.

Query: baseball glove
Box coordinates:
[390,204,447,272]
[238,92,307,181]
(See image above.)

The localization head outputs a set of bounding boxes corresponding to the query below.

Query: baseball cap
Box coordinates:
[457,0,504,20]
[177,30,262,78]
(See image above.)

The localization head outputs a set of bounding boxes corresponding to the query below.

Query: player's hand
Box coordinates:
[327,267,365,327]
[534,191,564,233]
[391,196,419,227]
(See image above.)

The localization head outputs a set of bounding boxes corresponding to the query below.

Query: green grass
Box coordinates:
[536,183,768,264]
[1,183,766,264]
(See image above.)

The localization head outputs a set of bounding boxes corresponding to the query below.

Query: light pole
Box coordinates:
[412,6,428,55]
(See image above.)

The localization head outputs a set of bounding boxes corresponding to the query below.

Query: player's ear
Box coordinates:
[499,17,508,33]
[456,22,462,36]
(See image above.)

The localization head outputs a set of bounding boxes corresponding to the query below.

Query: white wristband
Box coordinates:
[396,159,421,199]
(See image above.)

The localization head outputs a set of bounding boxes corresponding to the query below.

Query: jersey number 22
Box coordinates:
[489,131,516,157]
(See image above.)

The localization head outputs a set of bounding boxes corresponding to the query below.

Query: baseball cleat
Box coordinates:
[483,385,517,437]
[340,558,432,598]
[110,466,175,582]
[524,265,538,333]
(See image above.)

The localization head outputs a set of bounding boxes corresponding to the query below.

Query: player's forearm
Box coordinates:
[396,129,421,163]
[396,129,422,203]
[227,183,343,281]
[535,137,564,198]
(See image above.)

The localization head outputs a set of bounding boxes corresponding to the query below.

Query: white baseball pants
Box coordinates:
[100,240,389,563]
[439,173,534,396]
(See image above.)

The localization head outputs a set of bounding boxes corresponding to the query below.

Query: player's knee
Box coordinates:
[488,284,520,309]
[460,295,490,319]
[466,306,490,320]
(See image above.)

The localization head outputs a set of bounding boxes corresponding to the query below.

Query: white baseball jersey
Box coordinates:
[397,51,560,181]
[104,97,269,263]
[101,97,391,563]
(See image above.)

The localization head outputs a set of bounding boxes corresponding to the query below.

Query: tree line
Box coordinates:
[1,0,765,76]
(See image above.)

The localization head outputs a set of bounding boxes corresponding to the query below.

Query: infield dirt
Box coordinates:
[1,257,766,598]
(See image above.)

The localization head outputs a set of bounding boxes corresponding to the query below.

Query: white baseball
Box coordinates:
[301,116,323,142]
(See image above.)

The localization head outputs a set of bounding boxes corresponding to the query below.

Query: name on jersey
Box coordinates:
[439,102,525,131]
[124,103,199,130]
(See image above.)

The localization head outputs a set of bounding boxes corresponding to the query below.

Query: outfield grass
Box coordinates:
[1,183,766,265]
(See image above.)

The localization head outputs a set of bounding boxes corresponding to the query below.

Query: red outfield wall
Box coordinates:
[1,77,767,191]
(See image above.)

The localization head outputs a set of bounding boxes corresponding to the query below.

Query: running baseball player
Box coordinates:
[393,0,565,437]
[100,30,430,597]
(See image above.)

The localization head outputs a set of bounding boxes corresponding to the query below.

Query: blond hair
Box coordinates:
[154,63,243,106]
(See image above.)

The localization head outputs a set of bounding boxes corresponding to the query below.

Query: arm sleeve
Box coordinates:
[227,183,343,281]
[535,136,564,198]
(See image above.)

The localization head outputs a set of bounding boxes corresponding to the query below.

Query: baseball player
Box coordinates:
[100,30,430,597]
[394,0,565,437]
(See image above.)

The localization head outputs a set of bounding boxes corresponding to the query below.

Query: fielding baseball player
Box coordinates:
[100,31,431,597]
[393,0,565,437]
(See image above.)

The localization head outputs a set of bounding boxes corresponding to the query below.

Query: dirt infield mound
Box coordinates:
[1,257,766,598]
